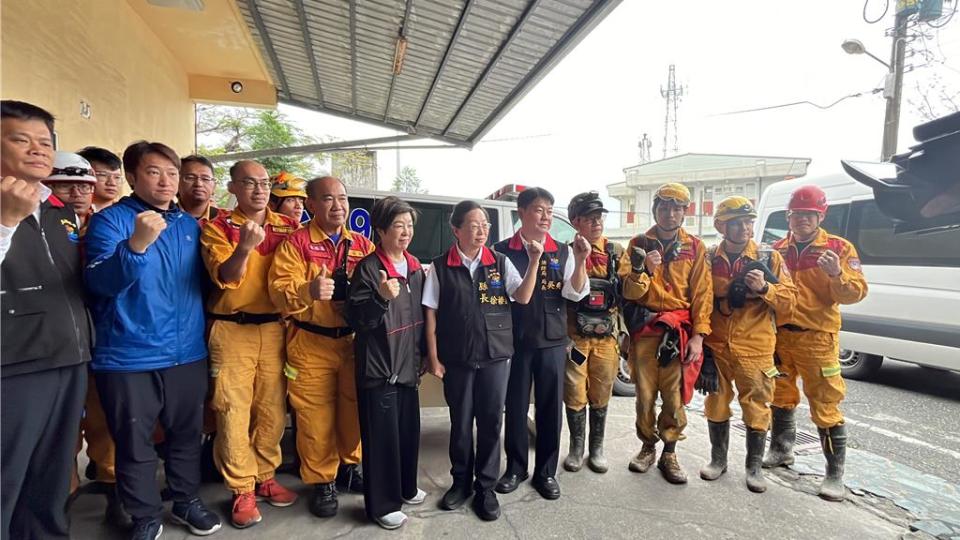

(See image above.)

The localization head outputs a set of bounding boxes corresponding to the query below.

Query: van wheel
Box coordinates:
[613,351,635,397]
[839,349,883,380]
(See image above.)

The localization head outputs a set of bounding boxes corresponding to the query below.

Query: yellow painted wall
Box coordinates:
[1,0,195,158]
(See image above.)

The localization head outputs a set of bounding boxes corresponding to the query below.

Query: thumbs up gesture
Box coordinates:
[377,269,401,301]
[310,265,336,301]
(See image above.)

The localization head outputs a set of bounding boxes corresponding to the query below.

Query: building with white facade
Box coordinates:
[606,153,811,245]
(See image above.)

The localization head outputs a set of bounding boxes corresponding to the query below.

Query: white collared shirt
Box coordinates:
[517,232,589,303]
[422,246,523,309]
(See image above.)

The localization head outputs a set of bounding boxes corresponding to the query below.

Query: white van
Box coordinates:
[755,174,960,379]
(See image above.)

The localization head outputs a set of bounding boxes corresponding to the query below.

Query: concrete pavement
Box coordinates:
[71,397,918,539]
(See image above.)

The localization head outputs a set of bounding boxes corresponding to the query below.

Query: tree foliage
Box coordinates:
[391,165,427,194]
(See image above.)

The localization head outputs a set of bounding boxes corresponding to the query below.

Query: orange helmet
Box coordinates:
[787,185,828,214]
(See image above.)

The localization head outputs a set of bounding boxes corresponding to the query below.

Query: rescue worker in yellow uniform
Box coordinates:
[621,182,712,484]
[699,196,796,493]
[268,176,375,518]
[562,192,624,475]
[201,160,300,528]
[269,171,308,224]
[763,185,868,502]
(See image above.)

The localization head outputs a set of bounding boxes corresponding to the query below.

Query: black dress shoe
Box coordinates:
[494,471,529,494]
[440,483,472,510]
[531,476,561,500]
[472,490,501,521]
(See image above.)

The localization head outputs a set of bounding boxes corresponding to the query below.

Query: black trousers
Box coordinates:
[443,361,509,493]
[503,344,566,481]
[357,383,420,519]
[1,364,86,540]
[95,360,207,522]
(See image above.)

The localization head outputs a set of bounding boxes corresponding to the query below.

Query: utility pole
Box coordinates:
[660,65,684,159]
[881,13,908,160]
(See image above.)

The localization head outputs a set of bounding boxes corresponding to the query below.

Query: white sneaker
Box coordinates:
[402,488,427,505]
[375,511,408,530]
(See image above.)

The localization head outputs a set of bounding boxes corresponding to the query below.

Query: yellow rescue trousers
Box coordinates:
[631,335,686,444]
[772,328,846,429]
[285,329,361,485]
[208,320,287,494]
[703,347,777,431]
[564,334,619,410]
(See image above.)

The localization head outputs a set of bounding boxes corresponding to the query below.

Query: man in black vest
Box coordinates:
[1,100,92,540]
[494,187,589,500]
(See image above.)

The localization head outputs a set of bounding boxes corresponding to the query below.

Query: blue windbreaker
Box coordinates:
[83,195,207,372]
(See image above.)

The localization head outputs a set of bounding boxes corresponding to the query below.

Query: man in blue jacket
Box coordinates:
[84,140,222,540]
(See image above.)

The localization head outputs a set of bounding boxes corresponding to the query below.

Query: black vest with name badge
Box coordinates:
[433,247,514,368]
[494,235,568,350]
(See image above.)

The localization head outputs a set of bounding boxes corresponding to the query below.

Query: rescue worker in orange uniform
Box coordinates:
[562,192,624,475]
[201,160,300,528]
[621,182,712,484]
[269,171,307,224]
[699,196,796,493]
[268,176,375,518]
[763,185,868,502]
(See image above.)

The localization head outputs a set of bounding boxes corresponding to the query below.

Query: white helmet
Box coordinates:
[46,151,96,184]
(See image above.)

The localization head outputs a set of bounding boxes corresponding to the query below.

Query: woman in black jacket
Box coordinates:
[347,196,425,530]
[422,200,542,521]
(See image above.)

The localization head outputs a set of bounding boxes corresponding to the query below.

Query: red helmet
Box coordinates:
[788,185,828,214]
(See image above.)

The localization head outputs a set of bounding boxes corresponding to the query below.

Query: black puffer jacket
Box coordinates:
[347,249,425,388]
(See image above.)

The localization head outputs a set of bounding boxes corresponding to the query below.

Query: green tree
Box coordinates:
[391,165,427,194]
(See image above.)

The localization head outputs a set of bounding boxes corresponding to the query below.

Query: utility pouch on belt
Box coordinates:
[623,303,653,333]
[331,238,352,301]
[576,311,616,337]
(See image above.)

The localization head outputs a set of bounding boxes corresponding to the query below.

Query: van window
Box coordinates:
[848,200,960,267]
[511,211,577,245]
[761,204,849,244]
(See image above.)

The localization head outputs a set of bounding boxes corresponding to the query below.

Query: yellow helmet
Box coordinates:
[714,196,757,223]
[653,182,691,207]
[270,171,307,198]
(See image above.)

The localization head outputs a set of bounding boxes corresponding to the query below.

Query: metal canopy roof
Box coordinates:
[236,0,621,147]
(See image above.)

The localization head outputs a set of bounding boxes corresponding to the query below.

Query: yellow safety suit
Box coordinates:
[268,223,375,485]
[772,228,868,428]
[703,240,796,431]
[565,238,624,410]
[201,208,299,494]
[619,227,713,444]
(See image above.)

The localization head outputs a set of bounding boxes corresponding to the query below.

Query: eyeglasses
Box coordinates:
[582,214,605,225]
[94,171,123,183]
[463,222,491,233]
[239,179,272,191]
[183,173,215,184]
[50,183,95,194]
[52,166,93,177]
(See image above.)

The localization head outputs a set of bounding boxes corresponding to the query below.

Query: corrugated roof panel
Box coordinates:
[237,0,621,145]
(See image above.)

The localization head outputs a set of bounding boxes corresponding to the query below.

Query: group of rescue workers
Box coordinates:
[0,99,868,540]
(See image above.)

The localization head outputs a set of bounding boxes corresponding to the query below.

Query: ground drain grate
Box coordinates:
[730,421,821,452]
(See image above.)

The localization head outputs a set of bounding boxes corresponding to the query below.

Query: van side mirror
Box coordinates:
[842,111,960,233]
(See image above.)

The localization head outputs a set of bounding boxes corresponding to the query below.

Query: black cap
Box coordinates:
[568,191,607,220]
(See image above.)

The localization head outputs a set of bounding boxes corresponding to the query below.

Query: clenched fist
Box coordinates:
[378,269,400,301]
[311,266,336,301]
[237,220,266,253]
[526,238,544,261]
[645,250,663,273]
[129,211,167,253]
[572,233,591,261]
[744,269,767,293]
[817,249,841,277]
[0,176,41,228]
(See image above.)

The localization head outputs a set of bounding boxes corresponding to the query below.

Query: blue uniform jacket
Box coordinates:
[83,195,207,372]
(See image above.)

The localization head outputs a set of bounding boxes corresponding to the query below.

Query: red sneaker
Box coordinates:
[231,492,262,529]
[256,478,298,507]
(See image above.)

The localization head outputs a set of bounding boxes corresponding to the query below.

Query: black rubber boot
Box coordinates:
[818,424,847,502]
[335,463,364,493]
[562,407,586,472]
[310,482,338,518]
[699,421,729,481]
[762,406,796,468]
[104,484,133,529]
[745,428,768,493]
[587,406,608,473]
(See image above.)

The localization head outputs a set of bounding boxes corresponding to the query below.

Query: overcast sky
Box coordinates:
[281,0,960,211]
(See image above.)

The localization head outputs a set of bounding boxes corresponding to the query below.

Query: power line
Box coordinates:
[710,88,883,117]
[863,0,890,24]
